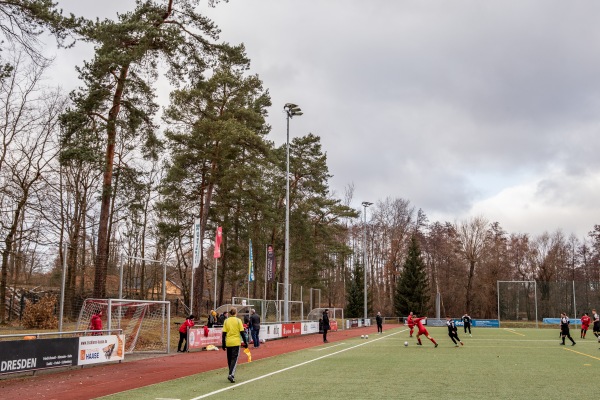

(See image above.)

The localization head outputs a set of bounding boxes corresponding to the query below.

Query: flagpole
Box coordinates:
[213,226,222,312]
[264,244,267,301]
[213,258,217,310]
[248,239,251,301]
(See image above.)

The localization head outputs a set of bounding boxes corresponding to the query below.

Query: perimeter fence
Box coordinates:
[497,281,600,325]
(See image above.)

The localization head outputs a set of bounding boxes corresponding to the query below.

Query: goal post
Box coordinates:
[77,298,170,354]
[497,281,538,328]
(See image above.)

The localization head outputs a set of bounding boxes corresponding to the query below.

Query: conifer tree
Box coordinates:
[345,260,364,318]
[394,235,429,317]
[61,0,221,297]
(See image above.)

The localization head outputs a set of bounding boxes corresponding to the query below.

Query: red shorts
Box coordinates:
[418,329,428,336]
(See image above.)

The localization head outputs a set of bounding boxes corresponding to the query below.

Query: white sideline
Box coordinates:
[188,329,406,400]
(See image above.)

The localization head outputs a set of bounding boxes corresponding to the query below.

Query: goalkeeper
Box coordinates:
[222,308,249,383]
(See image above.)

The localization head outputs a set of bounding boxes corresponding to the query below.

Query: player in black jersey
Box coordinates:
[592,309,600,340]
[462,313,472,336]
[559,312,576,346]
[446,316,464,347]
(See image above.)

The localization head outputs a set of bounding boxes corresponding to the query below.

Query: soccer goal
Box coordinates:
[77,298,171,354]
[497,281,538,327]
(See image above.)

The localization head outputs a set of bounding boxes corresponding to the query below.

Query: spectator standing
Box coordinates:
[322,309,331,343]
[207,310,216,328]
[218,311,228,325]
[177,315,195,352]
[462,313,472,336]
[376,312,383,334]
[249,309,261,348]
[221,308,249,383]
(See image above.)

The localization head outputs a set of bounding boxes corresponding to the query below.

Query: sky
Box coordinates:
[49,0,600,238]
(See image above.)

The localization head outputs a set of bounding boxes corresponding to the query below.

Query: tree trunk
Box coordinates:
[466,260,475,312]
[93,64,129,298]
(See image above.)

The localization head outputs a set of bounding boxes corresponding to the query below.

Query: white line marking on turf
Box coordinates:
[189,329,406,400]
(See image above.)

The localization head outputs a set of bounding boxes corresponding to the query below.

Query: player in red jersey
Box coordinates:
[413,315,438,347]
[407,312,415,337]
[581,312,591,339]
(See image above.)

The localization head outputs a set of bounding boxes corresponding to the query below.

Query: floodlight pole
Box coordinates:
[362,201,373,322]
[59,243,67,334]
[283,102,303,323]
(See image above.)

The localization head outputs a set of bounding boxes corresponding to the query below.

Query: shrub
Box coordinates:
[22,295,59,329]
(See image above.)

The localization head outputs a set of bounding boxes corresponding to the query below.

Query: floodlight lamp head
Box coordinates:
[284,103,302,117]
[362,201,373,207]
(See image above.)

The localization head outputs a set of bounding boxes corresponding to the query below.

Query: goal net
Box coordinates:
[497,281,538,323]
[76,298,170,354]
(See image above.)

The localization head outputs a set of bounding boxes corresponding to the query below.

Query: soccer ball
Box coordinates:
[360,335,364,339]
[260,339,265,343]
[404,341,409,347]
[365,335,369,339]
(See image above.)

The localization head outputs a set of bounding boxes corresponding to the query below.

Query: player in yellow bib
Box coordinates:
[222,307,249,383]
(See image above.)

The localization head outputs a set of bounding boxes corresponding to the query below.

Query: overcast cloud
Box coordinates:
[51,0,600,238]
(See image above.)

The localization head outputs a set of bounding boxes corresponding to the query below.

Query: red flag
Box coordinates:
[213,227,222,258]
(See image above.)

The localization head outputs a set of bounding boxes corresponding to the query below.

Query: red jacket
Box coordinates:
[90,314,102,331]
[179,318,195,334]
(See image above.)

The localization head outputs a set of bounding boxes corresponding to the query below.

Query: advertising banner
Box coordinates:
[455,319,500,328]
[0,337,78,375]
[345,319,368,329]
[266,245,275,282]
[213,226,222,259]
[281,322,302,337]
[330,320,338,332]
[77,335,125,365]
[543,318,581,325]
[192,219,201,268]
[188,327,223,349]
[302,321,319,334]
[248,239,255,282]
[261,324,281,340]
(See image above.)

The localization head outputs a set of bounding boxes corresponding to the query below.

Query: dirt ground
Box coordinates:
[0,326,379,400]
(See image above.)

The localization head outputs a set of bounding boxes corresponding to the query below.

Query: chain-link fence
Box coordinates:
[498,281,600,324]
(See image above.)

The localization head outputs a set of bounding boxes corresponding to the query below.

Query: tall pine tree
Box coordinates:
[345,260,364,318]
[394,235,429,317]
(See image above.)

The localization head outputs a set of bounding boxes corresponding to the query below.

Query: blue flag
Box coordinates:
[249,239,255,282]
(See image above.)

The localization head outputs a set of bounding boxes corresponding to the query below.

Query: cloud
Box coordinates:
[50,0,600,237]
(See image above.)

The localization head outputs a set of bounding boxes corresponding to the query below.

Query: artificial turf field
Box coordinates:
[98,326,599,400]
